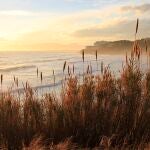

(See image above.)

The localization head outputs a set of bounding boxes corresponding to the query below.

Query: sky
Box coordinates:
[0,0,150,51]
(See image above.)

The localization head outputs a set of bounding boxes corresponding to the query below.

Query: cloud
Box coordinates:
[73,18,150,40]
[0,37,7,42]
[0,2,150,51]
[0,10,36,16]
[121,3,150,13]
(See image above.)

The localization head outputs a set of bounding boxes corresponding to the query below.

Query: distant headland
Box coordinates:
[83,38,150,54]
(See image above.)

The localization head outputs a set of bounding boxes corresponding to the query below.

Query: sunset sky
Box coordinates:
[0,0,150,51]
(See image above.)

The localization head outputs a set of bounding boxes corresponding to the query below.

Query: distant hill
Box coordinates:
[83,38,150,54]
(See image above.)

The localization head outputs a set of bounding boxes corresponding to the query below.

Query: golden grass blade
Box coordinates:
[82,50,84,62]
[126,52,128,64]
[36,68,38,77]
[14,76,16,83]
[54,75,55,86]
[40,72,43,83]
[73,65,74,74]
[63,61,67,73]
[87,65,89,74]
[16,77,18,87]
[145,39,148,52]
[1,74,3,85]
[101,61,104,74]
[26,81,28,89]
[52,70,55,86]
[90,64,92,74]
[96,50,98,61]
[68,65,70,76]
[136,18,139,35]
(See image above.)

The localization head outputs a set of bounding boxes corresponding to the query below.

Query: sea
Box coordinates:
[0,51,147,96]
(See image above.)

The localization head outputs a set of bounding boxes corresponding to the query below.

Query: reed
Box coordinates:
[96,50,98,61]
[73,64,75,74]
[37,68,39,77]
[13,76,16,83]
[95,50,98,72]
[68,65,70,76]
[101,61,104,74]
[26,81,28,89]
[90,62,92,74]
[135,18,139,40]
[16,77,19,87]
[82,50,84,62]
[53,70,55,86]
[40,72,43,83]
[1,74,3,85]
[86,65,90,74]
[63,61,67,74]
[145,39,148,52]
[82,49,85,81]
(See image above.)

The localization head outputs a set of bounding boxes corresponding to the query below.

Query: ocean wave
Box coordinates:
[26,57,76,64]
[0,65,36,72]
[7,80,62,94]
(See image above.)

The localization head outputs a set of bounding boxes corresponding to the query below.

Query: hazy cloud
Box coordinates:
[0,2,150,51]
[0,10,36,16]
[73,19,150,40]
[0,37,6,41]
[121,3,150,13]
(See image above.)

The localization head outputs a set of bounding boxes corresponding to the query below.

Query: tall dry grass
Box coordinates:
[0,51,150,149]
